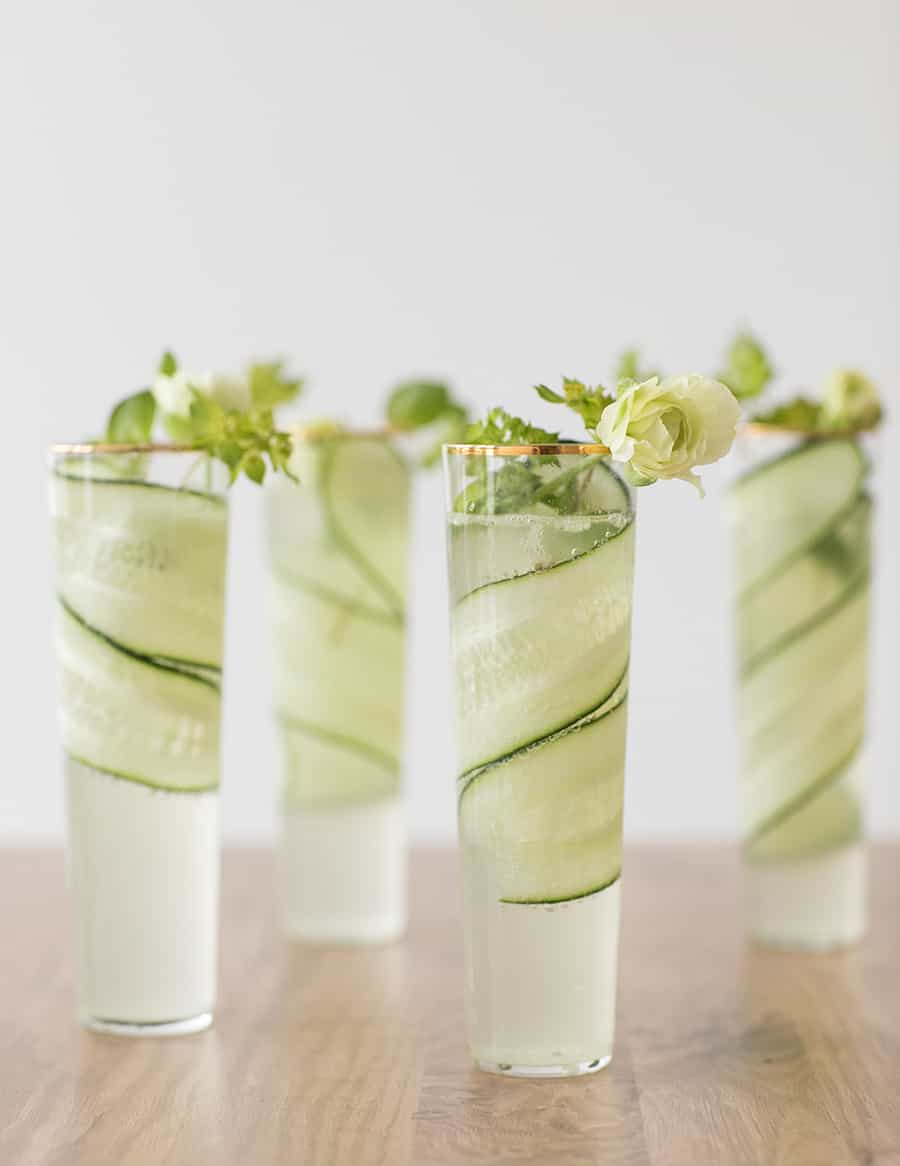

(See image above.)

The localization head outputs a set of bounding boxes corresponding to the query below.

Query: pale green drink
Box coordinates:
[445,447,634,1075]
[266,433,410,941]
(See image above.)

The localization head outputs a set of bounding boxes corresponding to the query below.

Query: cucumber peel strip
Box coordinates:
[278,713,400,775]
[52,466,226,506]
[66,752,219,795]
[503,868,621,906]
[458,670,629,794]
[271,562,403,628]
[459,678,628,905]
[729,438,867,599]
[453,511,635,607]
[318,441,407,621]
[58,597,221,689]
[745,737,863,852]
[740,570,870,679]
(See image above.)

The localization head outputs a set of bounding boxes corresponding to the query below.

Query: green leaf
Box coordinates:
[384,379,471,469]
[718,331,773,400]
[614,348,660,386]
[158,351,178,377]
[386,380,451,429]
[465,407,561,446]
[187,394,223,441]
[242,452,266,484]
[753,395,823,430]
[452,479,487,514]
[160,411,194,443]
[106,389,157,444]
[615,350,640,384]
[98,352,302,489]
[533,377,614,434]
[247,360,304,409]
[420,403,469,468]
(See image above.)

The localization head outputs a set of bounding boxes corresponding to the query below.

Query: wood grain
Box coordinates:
[0,846,898,1166]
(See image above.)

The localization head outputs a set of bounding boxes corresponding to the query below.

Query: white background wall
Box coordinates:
[2,0,898,842]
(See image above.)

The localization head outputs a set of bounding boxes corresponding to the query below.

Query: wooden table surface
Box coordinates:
[1,846,899,1166]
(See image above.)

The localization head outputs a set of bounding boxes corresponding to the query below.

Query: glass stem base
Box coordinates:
[463,878,620,1071]
[476,1055,612,1078]
[746,842,866,951]
[81,1012,213,1037]
[280,797,406,944]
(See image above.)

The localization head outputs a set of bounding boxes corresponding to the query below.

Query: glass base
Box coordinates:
[280,799,406,945]
[475,1055,612,1078]
[746,843,866,951]
[284,918,406,945]
[81,1012,213,1037]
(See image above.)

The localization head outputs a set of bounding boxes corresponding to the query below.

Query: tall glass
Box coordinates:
[726,427,874,949]
[443,443,635,1076]
[265,431,410,942]
[49,445,229,1034]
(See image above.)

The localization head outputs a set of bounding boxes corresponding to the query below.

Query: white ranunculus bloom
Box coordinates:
[822,369,881,430]
[598,374,741,492]
[152,369,212,418]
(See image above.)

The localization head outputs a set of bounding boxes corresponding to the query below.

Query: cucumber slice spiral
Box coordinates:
[266,438,410,808]
[51,465,229,793]
[727,438,872,863]
[449,456,635,905]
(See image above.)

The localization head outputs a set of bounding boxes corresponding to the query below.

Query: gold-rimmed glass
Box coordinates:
[725,422,878,950]
[49,443,229,1034]
[264,428,411,942]
[443,443,635,1076]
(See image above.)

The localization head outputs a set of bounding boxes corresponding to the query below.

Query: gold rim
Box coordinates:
[741,418,882,440]
[444,442,612,457]
[49,442,196,455]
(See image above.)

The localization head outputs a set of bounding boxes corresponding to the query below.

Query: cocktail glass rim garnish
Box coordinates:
[444,441,612,457]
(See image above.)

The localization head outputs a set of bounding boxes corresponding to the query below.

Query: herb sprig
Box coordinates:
[385,379,469,466]
[456,350,742,507]
[534,379,614,432]
[717,332,774,401]
[463,406,561,447]
[105,352,303,484]
[715,332,883,433]
[452,405,605,516]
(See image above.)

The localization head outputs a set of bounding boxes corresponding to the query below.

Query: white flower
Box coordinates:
[598,374,740,492]
[152,369,211,418]
[822,369,881,430]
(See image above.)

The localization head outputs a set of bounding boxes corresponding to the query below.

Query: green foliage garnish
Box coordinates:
[158,350,178,378]
[615,348,660,385]
[387,380,453,428]
[103,351,302,485]
[106,389,157,444]
[752,395,824,431]
[185,391,295,484]
[464,406,561,446]
[533,379,614,433]
[385,379,469,467]
[453,449,612,516]
[733,335,883,433]
[247,360,305,409]
[451,406,612,516]
[718,331,774,401]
